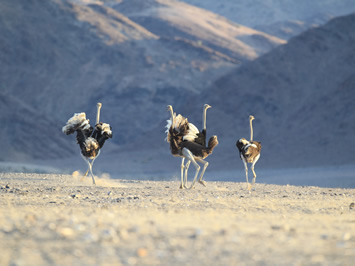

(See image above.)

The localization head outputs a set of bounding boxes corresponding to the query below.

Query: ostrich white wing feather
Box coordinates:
[174,114,186,128]
[165,118,172,134]
[238,138,250,146]
[100,123,112,135]
[183,122,199,141]
[62,112,90,134]
[165,113,190,142]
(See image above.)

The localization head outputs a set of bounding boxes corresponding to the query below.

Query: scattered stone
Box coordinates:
[25,214,37,223]
[342,233,351,241]
[349,202,355,209]
[58,227,75,238]
[320,234,328,240]
[219,229,227,235]
[271,225,282,230]
[136,248,148,257]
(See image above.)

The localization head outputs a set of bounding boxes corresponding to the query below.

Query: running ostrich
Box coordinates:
[166,105,218,189]
[62,103,112,185]
[180,104,212,187]
[236,115,262,192]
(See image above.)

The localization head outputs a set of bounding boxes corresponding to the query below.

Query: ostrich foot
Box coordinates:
[247,183,252,192]
[179,184,186,189]
[198,180,207,187]
[189,185,196,190]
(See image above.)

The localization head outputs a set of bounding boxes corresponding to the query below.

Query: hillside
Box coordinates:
[181,0,355,28]
[185,13,355,168]
[254,14,334,40]
[109,0,285,62]
[0,0,238,160]
[0,92,74,161]
[79,13,355,176]
[1,0,354,174]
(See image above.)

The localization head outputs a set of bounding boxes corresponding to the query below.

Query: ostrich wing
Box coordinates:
[183,122,199,142]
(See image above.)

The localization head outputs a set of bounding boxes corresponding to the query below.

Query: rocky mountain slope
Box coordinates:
[1,0,354,174]
[0,0,240,159]
[181,0,355,39]
[0,92,74,161]
[108,0,285,62]
[184,13,355,168]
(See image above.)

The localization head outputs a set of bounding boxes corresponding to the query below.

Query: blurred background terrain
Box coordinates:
[1,0,354,187]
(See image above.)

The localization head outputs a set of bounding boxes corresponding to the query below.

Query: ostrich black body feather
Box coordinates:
[236,138,262,163]
[194,129,206,146]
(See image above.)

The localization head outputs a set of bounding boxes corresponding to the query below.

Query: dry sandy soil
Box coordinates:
[0,172,354,265]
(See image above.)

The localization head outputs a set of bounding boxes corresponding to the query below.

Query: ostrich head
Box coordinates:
[249,115,255,121]
[166,105,173,112]
[204,104,212,110]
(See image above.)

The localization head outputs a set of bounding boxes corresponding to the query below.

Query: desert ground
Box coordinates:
[0,172,354,266]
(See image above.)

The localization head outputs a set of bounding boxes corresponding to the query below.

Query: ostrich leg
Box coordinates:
[197,159,209,186]
[82,157,96,185]
[181,148,200,189]
[251,154,260,188]
[251,164,257,185]
[84,169,89,177]
[180,158,185,189]
[184,160,191,188]
[87,160,96,185]
[242,157,251,192]
[83,150,100,177]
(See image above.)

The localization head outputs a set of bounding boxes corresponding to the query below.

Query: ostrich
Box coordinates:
[62,103,112,185]
[166,105,218,189]
[236,115,262,192]
[181,104,212,187]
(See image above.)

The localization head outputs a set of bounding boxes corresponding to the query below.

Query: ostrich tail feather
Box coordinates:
[207,136,219,154]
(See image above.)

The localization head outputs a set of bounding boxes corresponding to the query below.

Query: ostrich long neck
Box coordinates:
[203,106,208,130]
[169,107,175,126]
[250,119,254,142]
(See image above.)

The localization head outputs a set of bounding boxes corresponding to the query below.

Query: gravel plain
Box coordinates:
[0,172,354,265]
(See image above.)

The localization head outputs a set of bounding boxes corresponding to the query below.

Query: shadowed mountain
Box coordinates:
[183,13,355,169]
[0,92,75,161]
[0,0,238,160]
[2,0,354,174]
